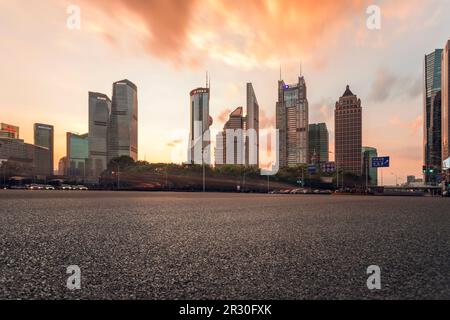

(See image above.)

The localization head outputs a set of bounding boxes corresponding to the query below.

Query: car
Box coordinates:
[59,184,72,190]
[27,184,43,190]
[44,185,55,190]
[10,185,27,190]
[73,185,88,191]
[443,190,449,197]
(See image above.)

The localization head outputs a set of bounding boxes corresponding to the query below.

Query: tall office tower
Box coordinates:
[188,86,212,165]
[34,123,54,176]
[0,123,19,139]
[362,146,378,186]
[88,92,111,177]
[335,85,362,176]
[215,107,246,166]
[308,123,329,164]
[66,132,89,177]
[276,76,309,167]
[423,49,443,185]
[442,40,450,164]
[246,83,259,166]
[108,79,138,162]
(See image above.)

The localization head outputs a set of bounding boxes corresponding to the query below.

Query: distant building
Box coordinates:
[58,157,67,176]
[423,49,443,185]
[246,83,259,166]
[66,132,89,178]
[0,123,19,139]
[88,92,111,177]
[276,76,309,167]
[34,123,54,176]
[308,123,329,164]
[108,79,138,162]
[188,86,212,165]
[442,40,450,169]
[362,146,378,186]
[407,175,416,185]
[335,85,362,176]
[0,137,50,177]
[216,107,246,166]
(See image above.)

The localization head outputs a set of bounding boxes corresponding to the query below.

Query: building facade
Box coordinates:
[308,123,329,164]
[215,107,246,166]
[423,49,443,185]
[34,123,54,176]
[88,92,111,177]
[276,76,309,167]
[66,132,89,178]
[335,85,362,176]
[246,83,259,166]
[442,41,450,166]
[108,80,138,162]
[0,123,19,139]
[188,87,212,165]
[362,146,378,186]
[0,137,50,177]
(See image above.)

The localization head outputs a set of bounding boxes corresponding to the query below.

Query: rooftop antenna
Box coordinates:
[279,65,282,81]
[206,71,209,88]
[300,60,303,76]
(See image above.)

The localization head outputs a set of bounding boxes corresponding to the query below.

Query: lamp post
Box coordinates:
[111,160,120,190]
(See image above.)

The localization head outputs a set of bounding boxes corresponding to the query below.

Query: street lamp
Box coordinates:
[110,160,120,190]
[390,172,398,186]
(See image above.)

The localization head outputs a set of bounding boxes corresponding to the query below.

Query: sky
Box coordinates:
[0,0,449,185]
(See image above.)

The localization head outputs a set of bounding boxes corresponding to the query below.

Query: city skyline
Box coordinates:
[1,1,450,185]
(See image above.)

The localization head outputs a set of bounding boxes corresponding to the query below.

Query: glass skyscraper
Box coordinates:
[442,41,450,165]
[423,49,443,185]
[188,87,212,165]
[308,123,329,164]
[246,83,259,167]
[88,92,111,177]
[108,79,138,162]
[276,76,309,167]
[33,123,54,176]
[66,132,89,177]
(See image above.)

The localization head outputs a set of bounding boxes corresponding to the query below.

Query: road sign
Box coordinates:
[307,165,317,174]
[372,156,390,168]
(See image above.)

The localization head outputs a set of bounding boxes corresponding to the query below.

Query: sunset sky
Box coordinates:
[1,0,449,185]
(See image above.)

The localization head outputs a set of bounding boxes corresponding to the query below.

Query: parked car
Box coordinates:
[58,184,72,190]
[27,184,43,190]
[73,185,88,191]
[44,185,55,190]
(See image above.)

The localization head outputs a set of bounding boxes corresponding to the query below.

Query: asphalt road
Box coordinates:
[0,190,449,300]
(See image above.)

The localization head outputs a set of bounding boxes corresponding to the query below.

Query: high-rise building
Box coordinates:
[362,146,378,186]
[66,132,89,177]
[215,107,246,166]
[442,40,450,165]
[88,92,111,177]
[335,85,362,176]
[246,83,259,166]
[188,86,212,165]
[58,157,67,176]
[0,123,19,139]
[308,123,329,164]
[33,123,54,176]
[423,49,443,185]
[276,76,309,167]
[108,79,138,162]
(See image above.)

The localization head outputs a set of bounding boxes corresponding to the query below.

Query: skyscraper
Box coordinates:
[66,132,89,177]
[108,79,138,162]
[362,146,378,186]
[246,83,259,166]
[308,123,329,164]
[335,85,362,176]
[88,92,111,177]
[188,86,212,165]
[215,107,246,166]
[442,40,450,165]
[34,123,54,176]
[423,49,443,185]
[276,76,309,167]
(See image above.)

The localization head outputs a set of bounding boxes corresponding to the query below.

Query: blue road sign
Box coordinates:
[307,165,317,174]
[372,156,390,168]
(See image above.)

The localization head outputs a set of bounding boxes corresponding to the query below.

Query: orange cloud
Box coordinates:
[83,0,373,68]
